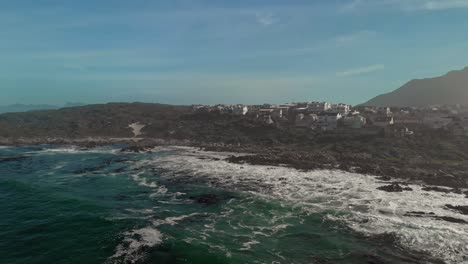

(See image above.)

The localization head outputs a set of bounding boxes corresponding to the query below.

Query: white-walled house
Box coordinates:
[342,115,366,129]
[308,102,332,113]
[258,109,275,124]
[295,113,318,128]
[271,108,283,119]
[378,107,392,117]
[385,124,414,137]
[232,105,249,115]
[262,115,274,125]
[330,103,351,114]
[317,112,342,130]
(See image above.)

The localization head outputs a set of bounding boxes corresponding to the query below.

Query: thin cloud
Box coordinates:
[337,64,385,76]
[255,12,275,26]
[342,0,468,12]
[335,30,377,46]
[423,0,468,10]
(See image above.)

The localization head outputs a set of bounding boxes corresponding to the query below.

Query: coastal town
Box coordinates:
[192,102,468,137]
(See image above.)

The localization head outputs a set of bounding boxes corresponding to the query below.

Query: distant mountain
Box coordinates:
[364,66,468,107]
[0,102,85,113]
[63,102,85,108]
[0,104,58,113]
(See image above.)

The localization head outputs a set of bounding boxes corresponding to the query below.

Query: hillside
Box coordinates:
[0,103,190,138]
[3,102,468,189]
[364,66,468,107]
[0,102,280,144]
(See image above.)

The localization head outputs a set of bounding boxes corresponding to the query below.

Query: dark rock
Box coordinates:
[114,158,130,163]
[435,216,467,224]
[377,183,412,192]
[376,175,392,181]
[446,204,468,215]
[404,211,435,217]
[405,211,467,224]
[193,194,220,205]
[0,156,30,162]
[113,167,126,173]
[422,186,452,193]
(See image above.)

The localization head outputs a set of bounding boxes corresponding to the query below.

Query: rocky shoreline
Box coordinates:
[2,137,468,232]
[199,143,468,193]
[2,136,468,194]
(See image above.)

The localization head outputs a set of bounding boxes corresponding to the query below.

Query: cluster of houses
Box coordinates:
[192,102,468,137]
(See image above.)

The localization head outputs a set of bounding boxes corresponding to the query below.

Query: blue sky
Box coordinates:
[1,0,468,105]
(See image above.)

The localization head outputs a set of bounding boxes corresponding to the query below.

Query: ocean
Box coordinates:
[0,145,467,264]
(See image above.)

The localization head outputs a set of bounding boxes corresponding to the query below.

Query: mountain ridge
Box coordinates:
[363,66,468,107]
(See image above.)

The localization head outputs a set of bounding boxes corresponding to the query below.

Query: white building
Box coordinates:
[262,115,274,125]
[295,113,318,128]
[270,108,283,119]
[330,103,351,114]
[342,115,366,129]
[308,102,332,113]
[317,112,342,130]
[232,105,249,116]
[258,109,275,124]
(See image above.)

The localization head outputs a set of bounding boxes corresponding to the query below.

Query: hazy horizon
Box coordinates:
[2,0,468,105]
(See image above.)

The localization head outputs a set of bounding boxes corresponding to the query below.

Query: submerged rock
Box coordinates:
[194,194,220,205]
[120,145,152,153]
[190,193,236,205]
[404,211,467,224]
[0,156,30,163]
[113,167,126,173]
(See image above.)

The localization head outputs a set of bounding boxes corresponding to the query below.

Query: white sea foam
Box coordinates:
[125,208,154,214]
[148,147,468,264]
[129,172,171,200]
[109,212,209,262]
[240,240,260,251]
[32,146,120,155]
[131,173,158,188]
[152,213,202,227]
[110,227,163,263]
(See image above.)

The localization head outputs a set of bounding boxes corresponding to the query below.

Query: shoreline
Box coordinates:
[199,144,468,193]
[2,136,468,193]
[3,144,462,264]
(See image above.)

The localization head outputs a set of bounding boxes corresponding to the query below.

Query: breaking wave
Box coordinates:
[110,227,163,263]
[144,147,468,264]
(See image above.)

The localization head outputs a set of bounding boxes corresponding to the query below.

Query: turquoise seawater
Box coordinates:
[0,145,441,264]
